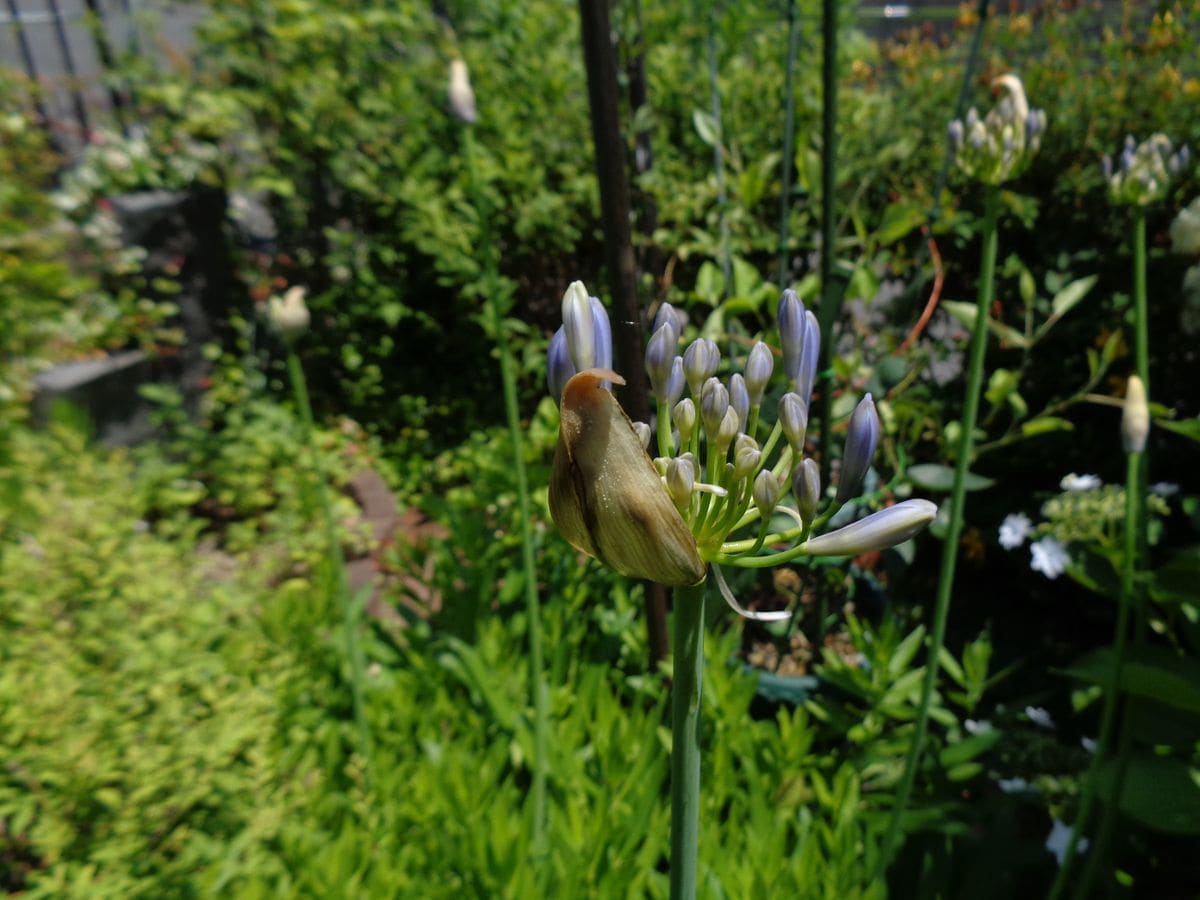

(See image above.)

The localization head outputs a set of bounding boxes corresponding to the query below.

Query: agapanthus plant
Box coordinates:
[546,279,935,899]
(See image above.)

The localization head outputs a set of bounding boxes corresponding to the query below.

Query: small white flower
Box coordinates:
[1081,736,1097,753]
[965,718,993,735]
[997,776,1030,794]
[1060,473,1102,492]
[1150,482,1180,497]
[1030,537,1069,579]
[998,513,1033,549]
[1045,818,1087,865]
[1025,705,1056,729]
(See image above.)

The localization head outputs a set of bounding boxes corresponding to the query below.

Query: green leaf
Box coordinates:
[1049,274,1098,320]
[1020,416,1074,437]
[874,201,926,245]
[939,730,1002,768]
[1150,546,1200,605]
[942,300,1030,349]
[692,109,720,147]
[985,368,1019,407]
[1156,416,1200,444]
[1095,754,1200,836]
[1062,645,1200,714]
[907,463,995,492]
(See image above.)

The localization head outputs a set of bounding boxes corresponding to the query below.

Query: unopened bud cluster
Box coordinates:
[947,74,1045,185]
[1102,134,1190,207]
[546,281,937,609]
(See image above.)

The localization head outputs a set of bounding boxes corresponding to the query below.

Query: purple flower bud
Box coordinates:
[548,326,576,402]
[666,456,696,510]
[729,373,750,432]
[646,324,678,402]
[1101,154,1113,180]
[674,398,698,445]
[802,499,937,557]
[664,357,686,407]
[743,341,774,406]
[794,310,821,410]
[734,443,761,480]
[683,338,721,395]
[778,392,808,450]
[716,407,741,452]
[777,289,806,381]
[589,295,613,371]
[793,457,821,527]
[1024,111,1040,140]
[965,107,979,130]
[653,301,684,338]
[753,470,782,518]
[562,281,594,370]
[701,377,730,439]
[948,119,964,149]
[836,393,881,503]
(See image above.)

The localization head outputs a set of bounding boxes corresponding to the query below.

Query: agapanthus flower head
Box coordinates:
[268,286,310,342]
[1104,134,1189,206]
[547,284,937,619]
[947,73,1045,185]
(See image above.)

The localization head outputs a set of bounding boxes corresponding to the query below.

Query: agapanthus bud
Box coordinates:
[664,357,686,407]
[778,392,808,450]
[716,406,740,452]
[778,289,805,382]
[589,295,613,371]
[666,455,696,511]
[646,324,678,402]
[734,443,762,480]
[550,368,705,586]
[1101,154,1113,181]
[753,470,782,518]
[632,421,652,449]
[548,326,576,402]
[562,281,594,369]
[836,394,881,503]
[448,59,477,124]
[794,310,820,409]
[948,119,964,150]
[269,286,310,342]
[744,341,774,406]
[654,301,684,338]
[802,499,937,557]
[793,457,821,527]
[674,398,698,446]
[729,373,750,432]
[701,377,730,439]
[1121,375,1149,454]
[684,339,721,395]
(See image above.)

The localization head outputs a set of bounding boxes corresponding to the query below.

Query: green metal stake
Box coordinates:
[777,0,800,288]
[816,0,841,488]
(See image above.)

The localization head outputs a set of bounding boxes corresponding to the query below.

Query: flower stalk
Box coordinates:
[880,182,1001,873]
[669,579,706,900]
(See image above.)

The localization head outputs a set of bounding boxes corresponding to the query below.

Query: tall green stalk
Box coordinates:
[460,126,549,852]
[816,0,841,489]
[776,0,799,288]
[1048,449,1139,900]
[877,185,1000,875]
[1131,210,1150,559]
[286,348,372,774]
[670,579,707,900]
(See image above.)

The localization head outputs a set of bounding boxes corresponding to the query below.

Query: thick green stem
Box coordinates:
[1049,450,1139,899]
[1132,210,1150,562]
[670,579,707,900]
[877,184,1000,876]
[462,126,548,852]
[287,349,371,775]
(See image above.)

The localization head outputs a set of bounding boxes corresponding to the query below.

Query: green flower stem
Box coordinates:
[670,578,707,900]
[461,125,548,852]
[877,183,1001,876]
[1132,209,1150,561]
[286,348,371,775]
[657,400,675,457]
[1049,449,1140,900]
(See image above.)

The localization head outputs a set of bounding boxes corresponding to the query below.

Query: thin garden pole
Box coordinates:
[578,0,671,668]
[704,8,732,297]
[815,0,840,488]
[80,0,129,131]
[44,0,90,137]
[4,0,57,147]
[777,0,800,288]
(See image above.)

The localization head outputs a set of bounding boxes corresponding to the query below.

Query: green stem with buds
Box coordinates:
[670,578,707,900]
[1049,448,1139,900]
[877,184,1001,876]
[286,349,372,777]
[461,126,549,853]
